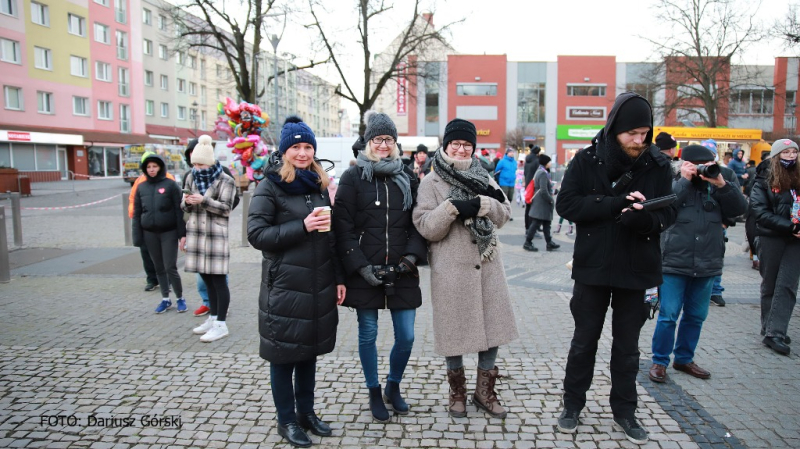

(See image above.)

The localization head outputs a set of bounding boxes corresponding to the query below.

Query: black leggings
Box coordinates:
[199,273,230,321]
[143,229,183,298]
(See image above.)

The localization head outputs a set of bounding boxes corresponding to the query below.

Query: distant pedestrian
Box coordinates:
[247,116,344,448]
[182,135,236,343]
[132,153,187,313]
[750,138,800,356]
[655,131,681,174]
[524,146,542,229]
[407,144,431,180]
[514,158,525,206]
[523,154,560,252]
[413,118,518,419]
[727,146,748,187]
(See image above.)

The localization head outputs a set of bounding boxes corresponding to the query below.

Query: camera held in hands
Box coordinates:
[373,264,398,296]
[695,163,720,179]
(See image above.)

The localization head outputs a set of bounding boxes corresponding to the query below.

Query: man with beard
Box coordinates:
[555,92,676,445]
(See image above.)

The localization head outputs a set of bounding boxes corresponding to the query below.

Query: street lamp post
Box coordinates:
[191,101,199,136]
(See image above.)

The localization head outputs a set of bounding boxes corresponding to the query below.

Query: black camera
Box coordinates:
[373,265,398,296]
[696,163,720,178]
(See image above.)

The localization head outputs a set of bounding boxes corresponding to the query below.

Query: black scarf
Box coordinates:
[267,169,321,195]
[192,162,223,195]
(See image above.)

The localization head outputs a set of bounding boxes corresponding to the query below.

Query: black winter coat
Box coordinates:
[132,157,185,246]
[333,164,427,309]
[750,164,799,238]
[247,175,344,364]
[556,92,677,290]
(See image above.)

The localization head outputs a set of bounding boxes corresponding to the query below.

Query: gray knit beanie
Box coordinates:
[363,111,398,142]
[770,138,799,158]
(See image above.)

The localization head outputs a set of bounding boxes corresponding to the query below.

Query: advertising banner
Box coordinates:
[397,61,407,116]
[556,125,604,140]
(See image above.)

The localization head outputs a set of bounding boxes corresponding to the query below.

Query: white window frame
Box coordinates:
[4,86,23,110]
[160,75,168,90]
[1,0,17,17]
[119,104,130,132]
[187,54,196,69]
[177,78,185,93]
[158,44,167,60]
[33,46,52,70]
[160,102,168,118]
[68,13,86,37]
[143,39,152,55]
[176,51,184,65]
[144,70,153,86]
[142,8,151,25]
[145,99,154,116]
[95,61,111,82]
[37,91,54,114]
[70,55,88,77]
[73,96,89,116]
[94,0,108,6]
[0,38,21,64]
[94,22,109,44]
[157,14,165,31]
[118,67,129,97]
[189,82,197,96]
[177,105,186,120]
[30,1,49,26]
[97,100,113,120]
[115,30,127,60]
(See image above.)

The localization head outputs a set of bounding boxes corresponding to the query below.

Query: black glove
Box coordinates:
[488,188,507,203]
[397,254,419,277]
[358,265,382,287]
[611,196,635,214]
[451,198,481,218]
[791,222,800,235]
[619,209,653,232]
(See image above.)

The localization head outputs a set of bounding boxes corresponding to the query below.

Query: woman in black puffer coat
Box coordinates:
[247,117,344,447]
[333,111,427,423]
[132,153,186,313]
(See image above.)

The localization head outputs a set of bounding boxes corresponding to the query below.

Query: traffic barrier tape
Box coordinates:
[22,194,119,210]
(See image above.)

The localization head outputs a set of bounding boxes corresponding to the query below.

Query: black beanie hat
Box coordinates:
[532,145,541,155]
[185,138,199,165]
[680,144,715,162]
[443,118,477,151]
[655,132,677,151]
[538,154,551,167]
[415,144,428,155]
[610,96,652,136]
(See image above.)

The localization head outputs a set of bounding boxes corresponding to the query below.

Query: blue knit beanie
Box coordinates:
[279,116,316,155]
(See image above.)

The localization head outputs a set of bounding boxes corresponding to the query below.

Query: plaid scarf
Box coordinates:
[192,162,223,195]
[432,149,499,261]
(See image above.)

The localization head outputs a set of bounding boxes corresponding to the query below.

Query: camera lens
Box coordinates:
[696,164,720,178]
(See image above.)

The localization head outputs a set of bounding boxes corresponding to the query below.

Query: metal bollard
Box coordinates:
[0,206,10,283]
[122,193,132,246]
[241,191,251,247]
[8,192,22,246]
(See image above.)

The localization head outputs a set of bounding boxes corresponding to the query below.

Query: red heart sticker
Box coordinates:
[158,188,165,194]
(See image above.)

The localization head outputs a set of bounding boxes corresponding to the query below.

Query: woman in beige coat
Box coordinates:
[413,118,519,419]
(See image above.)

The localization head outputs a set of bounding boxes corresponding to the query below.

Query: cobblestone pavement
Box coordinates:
[0,180,798,448]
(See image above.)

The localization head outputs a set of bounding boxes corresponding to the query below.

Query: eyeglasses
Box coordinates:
[782,149,799,155]
[449,142,474,151]
[371,137,395,146]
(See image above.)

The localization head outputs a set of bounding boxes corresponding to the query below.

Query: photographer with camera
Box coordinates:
[648,144,746,385]
[413,118,519,420]
[333,111,427,423]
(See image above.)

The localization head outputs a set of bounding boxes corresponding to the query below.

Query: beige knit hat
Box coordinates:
[191,135,216,166]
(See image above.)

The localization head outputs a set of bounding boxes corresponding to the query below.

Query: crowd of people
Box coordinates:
[127,93,799,447]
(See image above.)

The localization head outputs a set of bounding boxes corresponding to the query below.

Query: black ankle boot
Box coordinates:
[383,381,409,415]
[297,412,332,437]
[277,421,312,448]
[369,386,391,422]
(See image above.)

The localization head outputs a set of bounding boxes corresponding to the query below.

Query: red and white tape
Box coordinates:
[22,194,119,210]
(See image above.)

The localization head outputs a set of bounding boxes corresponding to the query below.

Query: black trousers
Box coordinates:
[563,281,648,418]
[140,244,158,285]
[270,358,317,425]
[526,218,552,244]
[143,229,182,298]
[524,203,532,230]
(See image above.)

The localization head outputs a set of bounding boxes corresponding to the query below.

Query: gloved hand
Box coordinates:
[358,265,383,287]
[397,254,418,276]
[619,209,653,232]
[451,198,481,218]
[791,222,800,235]
[488,188,507,203]
[611,196,635,214]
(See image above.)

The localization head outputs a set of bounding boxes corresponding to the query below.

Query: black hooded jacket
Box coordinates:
[750,160,799,238]
[132,154,185,246]
[556,92,677,289]
[524,151,540,186]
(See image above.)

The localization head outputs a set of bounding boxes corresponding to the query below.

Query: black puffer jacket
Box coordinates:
[132,154,185,246]
[333,164,427,309]
[248,170,344,364]
[750,163,799,238]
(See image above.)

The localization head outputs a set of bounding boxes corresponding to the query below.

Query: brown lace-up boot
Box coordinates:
[473,366,507,418]
[446,367,467,418]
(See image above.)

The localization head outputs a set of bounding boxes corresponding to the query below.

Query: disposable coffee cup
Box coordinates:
[318,206,332,232]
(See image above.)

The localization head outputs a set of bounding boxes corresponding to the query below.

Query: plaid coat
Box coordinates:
[181,171,236,275]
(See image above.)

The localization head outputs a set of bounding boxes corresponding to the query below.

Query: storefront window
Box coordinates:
[12,143,35,170]
[105,147,121,175]
[0,143,9,167]
[517,82,546,124]
[33,144,57,170]
[567,84,606,97]
[456,83,497,96]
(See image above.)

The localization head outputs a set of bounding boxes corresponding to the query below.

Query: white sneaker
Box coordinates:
[200,321,229,342]
[193,316,215,335]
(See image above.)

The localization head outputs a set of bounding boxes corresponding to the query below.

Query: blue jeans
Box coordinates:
[197,273,229,307]
[651,274,714,366]
[356,308,415,388]
[712,229,727,296]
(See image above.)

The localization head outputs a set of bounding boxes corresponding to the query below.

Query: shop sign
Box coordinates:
[477,129,491,136]
[396,61,407,116]
[7,131,30,141]
[567,107,606,120]
[556,125,604,140]
[0,130,83,145]
[654,126,762,140]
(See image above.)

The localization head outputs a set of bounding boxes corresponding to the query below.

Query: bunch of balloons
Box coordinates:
[217,97,270,182]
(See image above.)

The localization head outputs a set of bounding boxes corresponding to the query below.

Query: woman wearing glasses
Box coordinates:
[333,111,427,422]
[750,139,800,356]
[413,118,519,419]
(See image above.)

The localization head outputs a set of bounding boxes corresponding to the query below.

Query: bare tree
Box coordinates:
[307,0,461,134]
[503,126,535,150]
[642,0,765,127]
[775,4,800,50]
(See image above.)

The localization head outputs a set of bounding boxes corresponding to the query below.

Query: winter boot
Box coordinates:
[383,381,409,415]
[446,367,468,418]
[473,366,507,418]
[522,241,538,252]
[553,224,562,234]
[368,386,391,423]
[565,225,574,236]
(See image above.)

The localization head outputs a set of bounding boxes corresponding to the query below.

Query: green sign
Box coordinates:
[557,125,604,140]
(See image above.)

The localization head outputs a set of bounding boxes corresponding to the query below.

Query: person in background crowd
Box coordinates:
[648,144,747,384]
[407,144,431,180]
[750,139,800,356]
[555,92,676,445]
[745,156,770,271]
[413,118,518,419]
[744,160,757,197]
[333,111,427,423]
[248,116,344,448]
[523,154,560,252]
[129,152,176,293]
[182,135,236,343]
[553,216,574,236]
[524,145,542,230]
[727,146,748,188]
[494,149,518,220]
[132,153,187,314]
[478,149,494,173]
[515,157,525,207]
[655,131,680,174]
[722,151,733,166]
